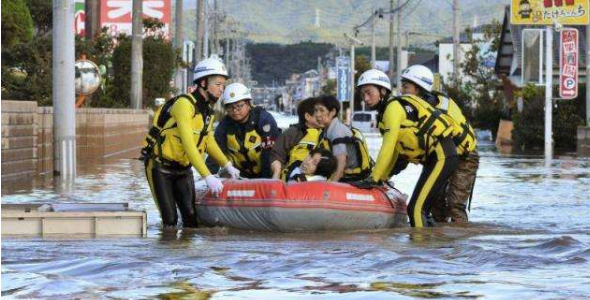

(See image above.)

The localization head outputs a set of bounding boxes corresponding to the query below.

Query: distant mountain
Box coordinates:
[179,0,510,45]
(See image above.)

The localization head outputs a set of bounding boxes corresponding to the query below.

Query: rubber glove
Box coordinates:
[205,175,224,197]
[223,162,241,179]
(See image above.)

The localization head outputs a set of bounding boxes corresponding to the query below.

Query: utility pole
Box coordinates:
[586,23,590,126]
[545,25,554,163]
[130,0,143,109]
[371,14,376,68]
[53,0,76,178]
[345,34,363,120]
[203,0,209,58]
[174,0,184,93]
[196,0,204,61]
[212,0,219,55]
[174,0,183,48]
[351,43,356,117]
[85,0,100,40]
[389,0,394,81]
[405,30,409,48]
[396,0,402,89]
[453,0,461,84]
[225,21,230,70]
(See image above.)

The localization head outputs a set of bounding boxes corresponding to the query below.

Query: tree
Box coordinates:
[443,21,506,139]
[352,55,371,111]
[513,84,585,150]
[247,42,334,85]
[1,0,34,48]
[111,19,178,108]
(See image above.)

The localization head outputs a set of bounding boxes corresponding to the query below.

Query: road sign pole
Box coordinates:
[545,25,553,164]
[350,43,355,123]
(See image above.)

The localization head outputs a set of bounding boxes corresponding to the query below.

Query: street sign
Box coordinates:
[336,56,351,102]
[559,27,579,99]
[100,0,171,38]
[510,0,589,25]
[522,29,544,84]
[74,0,85,36]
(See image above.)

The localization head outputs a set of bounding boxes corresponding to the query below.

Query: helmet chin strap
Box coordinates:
[195,80,219,104]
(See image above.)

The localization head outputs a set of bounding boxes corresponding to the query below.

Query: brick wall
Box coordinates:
[1,101,37,181]
[578,126,590,157]
[2,100,150,181]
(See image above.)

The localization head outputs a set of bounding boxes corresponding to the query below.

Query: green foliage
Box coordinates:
[321,79,336,95]
[111,21,177,108]
[513,85,585,150]
[355,46,435,61]
[442,20,506,139]
[352,55,371,110]
[2,3,178,109]
[25,0,52,36]
[1,0,34,47]
[2,35,52,104]
[247,42,334,85]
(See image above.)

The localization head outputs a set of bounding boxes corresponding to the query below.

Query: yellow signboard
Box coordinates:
[511,0,589,25]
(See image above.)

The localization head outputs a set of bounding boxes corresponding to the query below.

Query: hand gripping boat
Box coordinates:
[196,179,408,232]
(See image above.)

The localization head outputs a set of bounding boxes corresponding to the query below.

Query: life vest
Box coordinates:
[281,126,322,181]
[225,107,265,178]
[318,126,374,181]
[289,173,327,182]
[142,93,214,168]
[432,92,477,156]
[377,95,454,163]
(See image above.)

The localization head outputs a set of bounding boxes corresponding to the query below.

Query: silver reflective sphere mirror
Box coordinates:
[75,59,101,95]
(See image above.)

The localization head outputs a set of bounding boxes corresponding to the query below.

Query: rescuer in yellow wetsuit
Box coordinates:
[399,65,479,224]
[212,82,280,178]
[357,69,458,228]
[141,56,240,228]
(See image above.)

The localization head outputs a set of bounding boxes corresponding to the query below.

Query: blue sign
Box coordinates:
[336,56,351,102]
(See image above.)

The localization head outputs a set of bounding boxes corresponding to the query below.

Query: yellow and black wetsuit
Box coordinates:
[142,93,229,228]
[373,95,458,227]
[430,92,477,156]
[214,107,280,178]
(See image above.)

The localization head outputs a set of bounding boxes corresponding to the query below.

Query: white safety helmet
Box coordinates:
[357,69,391,92]
[193,55,228,83]
[400,65,434,92]
[222,83,252,105]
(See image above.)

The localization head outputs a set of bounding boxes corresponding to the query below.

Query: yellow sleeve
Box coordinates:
[205,130,229,167]
[372,101,405,182]
[170,98,211,177]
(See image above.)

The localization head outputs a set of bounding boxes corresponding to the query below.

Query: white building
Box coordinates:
[437,28,490,85]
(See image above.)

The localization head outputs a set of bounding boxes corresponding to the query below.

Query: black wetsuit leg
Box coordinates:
[407,137,458,227]
[145,159,197,228]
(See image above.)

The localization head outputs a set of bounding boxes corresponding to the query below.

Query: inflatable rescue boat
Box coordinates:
[196,179,408,232]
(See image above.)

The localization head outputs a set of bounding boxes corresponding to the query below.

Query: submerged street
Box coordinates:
[2,138,589,299]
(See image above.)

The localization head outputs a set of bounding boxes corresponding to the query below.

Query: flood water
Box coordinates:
[2,141,590,299]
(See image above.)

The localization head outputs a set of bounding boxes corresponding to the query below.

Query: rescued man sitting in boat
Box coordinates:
[288,148,338,182]
[313,95,373,182]
[270,97,323,181]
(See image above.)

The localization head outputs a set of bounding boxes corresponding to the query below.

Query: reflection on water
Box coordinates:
[2,147,590,299]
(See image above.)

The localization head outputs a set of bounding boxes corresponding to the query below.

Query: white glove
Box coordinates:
[223,162,241,179]
[205,175,224,197]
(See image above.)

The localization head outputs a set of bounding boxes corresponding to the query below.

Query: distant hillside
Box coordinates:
[180,0,510,46]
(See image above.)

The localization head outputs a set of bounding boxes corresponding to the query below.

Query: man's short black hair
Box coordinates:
[310,148,337,178]
[317,95,340,116]
[297,97,318,125]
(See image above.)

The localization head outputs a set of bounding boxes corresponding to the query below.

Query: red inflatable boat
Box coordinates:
[196,179,408,232]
